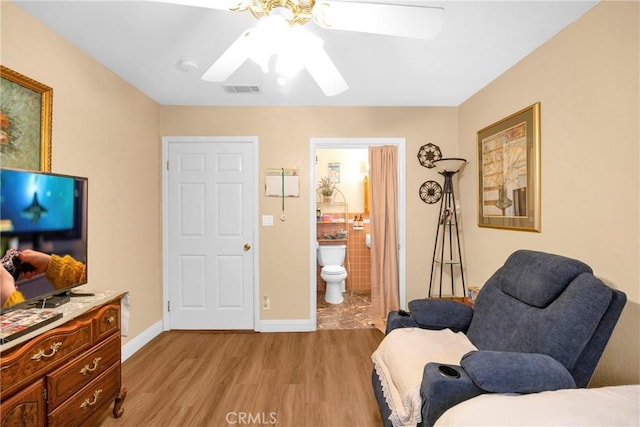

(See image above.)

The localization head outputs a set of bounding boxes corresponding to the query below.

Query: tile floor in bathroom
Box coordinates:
[317,291,375,329]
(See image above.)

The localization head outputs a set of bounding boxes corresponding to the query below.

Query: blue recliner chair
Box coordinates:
[371,250,627,427]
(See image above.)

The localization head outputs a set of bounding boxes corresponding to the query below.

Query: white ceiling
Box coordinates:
[14,0,598,106]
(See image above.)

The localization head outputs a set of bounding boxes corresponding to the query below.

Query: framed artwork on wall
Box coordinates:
[477,102,541,232]
[0,65,53,172]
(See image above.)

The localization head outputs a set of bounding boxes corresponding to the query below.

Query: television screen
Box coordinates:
[0,168,88,313]
[1,169,75,234]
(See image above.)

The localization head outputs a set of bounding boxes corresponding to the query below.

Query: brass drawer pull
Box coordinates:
[107,316,115,325]
[79,357,102,375]
[80,389,102,409]
[31,342,62,361]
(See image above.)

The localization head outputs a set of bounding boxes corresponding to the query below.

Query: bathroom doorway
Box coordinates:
[309,138,406,330]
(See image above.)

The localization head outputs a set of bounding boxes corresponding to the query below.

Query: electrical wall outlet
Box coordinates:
[263,296,270,310]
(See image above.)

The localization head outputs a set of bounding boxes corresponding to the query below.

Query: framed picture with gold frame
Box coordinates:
[477,102,540,232]
[0,65,52,172]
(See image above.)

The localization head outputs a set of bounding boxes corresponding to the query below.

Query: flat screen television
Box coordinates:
[0,168,88,313]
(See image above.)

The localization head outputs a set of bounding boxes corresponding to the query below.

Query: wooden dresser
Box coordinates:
[0,291,127,426]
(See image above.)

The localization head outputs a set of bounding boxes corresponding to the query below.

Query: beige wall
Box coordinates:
[458,1,640,385]
[3,0,638,386]
[316,148,368,214]
[160,107,459,319]
[1,2,163,345]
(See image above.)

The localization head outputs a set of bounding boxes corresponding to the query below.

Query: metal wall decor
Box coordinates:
[419,180,442,204]
[417,143,442,168]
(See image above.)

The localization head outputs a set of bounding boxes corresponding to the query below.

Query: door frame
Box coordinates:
[161,136,260,331]
[309,138,407,330]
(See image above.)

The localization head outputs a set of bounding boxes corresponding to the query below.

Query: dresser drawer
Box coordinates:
[0,379,46,427]
[92,303,120,343]
[48,363,121,427]
[0,318,92,398]
[46,333,121,409]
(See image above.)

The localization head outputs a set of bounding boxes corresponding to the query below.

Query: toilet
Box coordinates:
[316,243,347,304]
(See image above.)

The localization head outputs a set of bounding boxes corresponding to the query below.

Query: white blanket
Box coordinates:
[435,385,640,426]
[371,328,477,427]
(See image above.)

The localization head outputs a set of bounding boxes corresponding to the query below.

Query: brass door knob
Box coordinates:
[243,243,251,251]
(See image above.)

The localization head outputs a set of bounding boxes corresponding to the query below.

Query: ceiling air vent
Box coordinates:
[223,85,262,95]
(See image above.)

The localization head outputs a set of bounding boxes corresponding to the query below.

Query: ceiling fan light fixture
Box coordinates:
[270,5,294,21]
[246,13,292,72]
[275,24,318,78]
[201,0,395,95]
[275,52,304,79]
[247,0,314,25]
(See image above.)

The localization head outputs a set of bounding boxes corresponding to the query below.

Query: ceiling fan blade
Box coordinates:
[312,1,445,40]
[201,31,251,82]
[144,0,247,11]
[303,46,348,97]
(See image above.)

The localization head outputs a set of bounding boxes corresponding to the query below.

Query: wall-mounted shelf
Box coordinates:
[317,202,347,207]
[317,189,348,221]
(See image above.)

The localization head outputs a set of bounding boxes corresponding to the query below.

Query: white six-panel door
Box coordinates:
[165,138,255,330]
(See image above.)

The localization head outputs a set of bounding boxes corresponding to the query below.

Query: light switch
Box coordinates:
[262,215,274,226]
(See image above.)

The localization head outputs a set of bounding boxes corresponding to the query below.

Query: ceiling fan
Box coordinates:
[152,0,445,96]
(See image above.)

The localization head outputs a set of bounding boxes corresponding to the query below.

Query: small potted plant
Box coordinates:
[318,175,336,203]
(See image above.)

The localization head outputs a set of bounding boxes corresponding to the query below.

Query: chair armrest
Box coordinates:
[420,351,577,426]
[408,299,474,332]
[420,363,484,427]
[460,350,577,393]
[386,310,420,334]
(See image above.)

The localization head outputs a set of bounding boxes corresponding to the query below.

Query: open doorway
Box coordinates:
[309,138,406,331]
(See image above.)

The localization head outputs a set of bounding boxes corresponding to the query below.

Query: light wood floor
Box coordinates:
[99,329,384,427]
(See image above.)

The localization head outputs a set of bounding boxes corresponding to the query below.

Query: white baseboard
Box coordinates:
[258,319,315,332]
[121,320,163,362]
